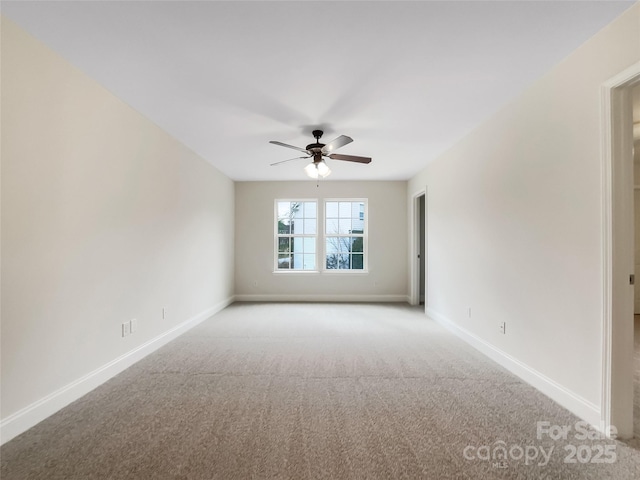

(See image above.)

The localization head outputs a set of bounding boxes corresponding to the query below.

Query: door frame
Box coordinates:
[410,188,427,307]
[601,61,640,438]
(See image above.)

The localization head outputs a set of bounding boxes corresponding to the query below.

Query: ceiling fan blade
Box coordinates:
[321,135,353,154]
[328,153,372,164]
[269,140,309,154]
[270,156,309,166]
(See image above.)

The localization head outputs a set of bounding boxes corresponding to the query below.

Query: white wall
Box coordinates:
[1,18,235,441]
[409,4,640,425]
[235,181,407,301]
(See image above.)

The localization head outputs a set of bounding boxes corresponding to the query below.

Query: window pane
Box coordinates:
[293,202,303,219]
[326,202,339,218]
[351,254,364,269]
[291,219,301,234]
[304,202,316,218]
[304,219,316,235]
[338,254,350,269]
[303,254,316,270]
[303,237,315,254]
[278,220,290,234]
[326,219,339,235]
[326,253,353,269]
[278,237,290,253]
[339,219,351,234]
[326,254,338,269]
[293,237,303,253]
[350,202,361,219]
[326,237,339,254]
[277,202,291,220]
[351,237,363,253]
[339,202,351,218]
[292,253,304,269]
[337,237,347,253]
[278,254,291,269]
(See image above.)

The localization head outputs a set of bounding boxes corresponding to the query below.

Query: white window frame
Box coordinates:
[273,198,369,274]
[273,199,319,273]
[322,198,368,273]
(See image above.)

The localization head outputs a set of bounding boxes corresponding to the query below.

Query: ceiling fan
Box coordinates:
[269,130,372,179]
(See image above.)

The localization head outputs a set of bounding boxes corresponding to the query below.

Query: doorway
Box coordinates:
[419,194,426,305]
[411,189,426,308]
[603,62,640,440]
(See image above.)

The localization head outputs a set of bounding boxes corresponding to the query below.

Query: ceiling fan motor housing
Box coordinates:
[306,143,325,153]
[306,130,325,162]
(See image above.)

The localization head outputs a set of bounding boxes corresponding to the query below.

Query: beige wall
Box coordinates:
[235,181,407,300]
[409,4,640,419]
[1,18,235,425]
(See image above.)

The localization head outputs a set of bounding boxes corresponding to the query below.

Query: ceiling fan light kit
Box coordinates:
[269,129,372,179]
[304,161,331,179]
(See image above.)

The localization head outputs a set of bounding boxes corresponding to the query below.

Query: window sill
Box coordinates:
[273,270,320,275]
[322,270,369,275]
[272,270,369,275]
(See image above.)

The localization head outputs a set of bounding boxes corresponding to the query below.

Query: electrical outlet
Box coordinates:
[162,307,166,320]
[468,307,472,318]
[499,322,506,334]
[122,322,130,337]
[130,318,138,333]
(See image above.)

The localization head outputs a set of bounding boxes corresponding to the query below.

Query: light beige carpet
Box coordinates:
[2,302,640,479]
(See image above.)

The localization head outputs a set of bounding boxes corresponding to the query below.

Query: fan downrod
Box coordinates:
[312,130,324,141]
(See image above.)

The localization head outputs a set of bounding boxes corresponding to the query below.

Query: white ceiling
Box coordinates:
[2,0,636,181]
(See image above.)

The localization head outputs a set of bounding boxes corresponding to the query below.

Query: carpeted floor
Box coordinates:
[2,302,640,479]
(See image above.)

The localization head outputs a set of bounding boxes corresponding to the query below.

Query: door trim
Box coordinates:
[601,61,640,438]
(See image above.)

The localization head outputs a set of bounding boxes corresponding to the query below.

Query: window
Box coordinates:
[275,201,317,270]
[325,200,366,270]
[274,198,367,272]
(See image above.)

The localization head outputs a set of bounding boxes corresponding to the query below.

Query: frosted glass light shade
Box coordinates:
[304,161,331,179]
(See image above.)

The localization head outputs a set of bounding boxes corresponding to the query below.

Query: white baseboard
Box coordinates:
[0,296,234,445]
[426,307,601,428]
[234,294,410,303]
